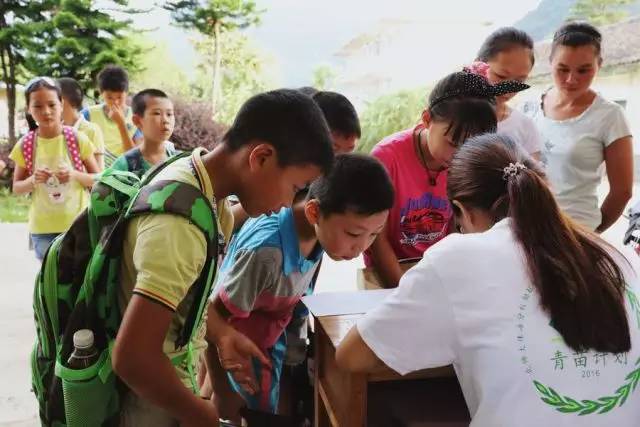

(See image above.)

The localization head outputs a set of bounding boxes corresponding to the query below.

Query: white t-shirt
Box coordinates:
[523,93,632,230]
[497,109,543,156]
[358,219,640,427]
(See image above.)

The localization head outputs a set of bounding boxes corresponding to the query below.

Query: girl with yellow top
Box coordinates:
[10,77,99,260]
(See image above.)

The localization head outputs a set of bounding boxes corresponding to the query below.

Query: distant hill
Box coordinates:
[514,0,640,41]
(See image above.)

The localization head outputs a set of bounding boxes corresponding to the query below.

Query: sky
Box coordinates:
[119,0,542,86]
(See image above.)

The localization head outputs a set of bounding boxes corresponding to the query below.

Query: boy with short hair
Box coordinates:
[110,89,178,178]
[312,91,361,153]
[208,153,394,422]
[58,77,106,170]
[82,65,142,167]
[111,89,334,426]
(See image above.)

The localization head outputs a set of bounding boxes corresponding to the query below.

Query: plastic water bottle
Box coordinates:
[67,329,99,369]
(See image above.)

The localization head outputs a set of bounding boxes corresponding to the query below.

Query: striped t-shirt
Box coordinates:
[212,207,323,351]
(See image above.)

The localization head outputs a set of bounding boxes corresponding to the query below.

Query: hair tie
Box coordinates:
[429,71,530,110]
[463,61,490,79]
[503,162,527,181]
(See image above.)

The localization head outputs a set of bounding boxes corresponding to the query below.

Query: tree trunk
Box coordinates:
[0,12,17,146]
[6,47,16,145]
[211,20,223,119]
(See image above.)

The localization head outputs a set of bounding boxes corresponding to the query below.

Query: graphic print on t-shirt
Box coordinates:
[516,285,640,417]
[399,191,450,247]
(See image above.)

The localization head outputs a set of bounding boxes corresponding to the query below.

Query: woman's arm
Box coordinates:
[336,326,388,373]
[597,136,633,233]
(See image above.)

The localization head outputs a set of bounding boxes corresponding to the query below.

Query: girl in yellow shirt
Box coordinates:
[10,77,99,260]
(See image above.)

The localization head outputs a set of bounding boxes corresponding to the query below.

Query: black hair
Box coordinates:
[224,89,334,173]
[477,27,535,66]
[312,91,361,138]
[97,65,129,92]
[308,153,394,217]
[298,86,319,97]
[449,133,630,353]
[57,77,83,109]
[25,77,62,131]
[551,22,602,60]
[427,72,498,146]
[132,88,170,116]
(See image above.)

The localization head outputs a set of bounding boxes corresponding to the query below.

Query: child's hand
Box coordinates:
[33,167,52,184]
[55,166,72,184]
[217,330,271,395]
[107,103,126,126]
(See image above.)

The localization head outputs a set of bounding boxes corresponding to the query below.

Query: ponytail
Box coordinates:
[26,113,38,131]
[448,133,630,353]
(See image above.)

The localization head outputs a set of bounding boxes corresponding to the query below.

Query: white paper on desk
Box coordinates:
[302,289,394,317]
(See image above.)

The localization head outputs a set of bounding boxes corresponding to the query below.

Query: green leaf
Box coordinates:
[597,396,618,414]
[578,400,600,416]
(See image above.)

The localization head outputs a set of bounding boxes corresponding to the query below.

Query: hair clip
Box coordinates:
[503,162,527,180]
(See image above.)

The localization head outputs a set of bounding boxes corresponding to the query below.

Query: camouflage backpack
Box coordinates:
[31,151,222,426]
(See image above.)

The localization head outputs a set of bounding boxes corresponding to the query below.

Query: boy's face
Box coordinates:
[240,144,322,217]
[132,97,175,143]
[101,90,127,110]
[306,203,389,261]
[331,131,358,154]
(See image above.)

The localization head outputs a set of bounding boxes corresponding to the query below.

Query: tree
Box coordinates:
[569,0,636,26]
[164,0,262,118]
[357,87,429,154]
[0,1,53,145]
[312,64,336,91]
[192,30,275,125]
[129,33,191,97]
[24,0,142,100]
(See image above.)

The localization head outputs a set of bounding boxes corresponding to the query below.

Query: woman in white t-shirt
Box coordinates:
[336,133,640,427]
[524,22,633,232]
[473,27,543,160]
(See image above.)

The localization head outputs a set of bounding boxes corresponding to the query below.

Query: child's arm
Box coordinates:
[113,295,219,427]
[108,104,136,151]
[206,295,271,394]
[12,165,49,195]
[367,223,403,288]
[56,155,99,189]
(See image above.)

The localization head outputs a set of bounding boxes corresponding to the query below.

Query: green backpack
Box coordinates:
[31,152,221,426]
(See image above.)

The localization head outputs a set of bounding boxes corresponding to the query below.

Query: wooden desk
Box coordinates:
[313,313,454,427]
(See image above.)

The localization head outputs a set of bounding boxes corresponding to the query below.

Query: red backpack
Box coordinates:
[22,126,84,175]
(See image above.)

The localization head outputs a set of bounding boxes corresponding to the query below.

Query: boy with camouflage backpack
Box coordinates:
[31,89,334,426]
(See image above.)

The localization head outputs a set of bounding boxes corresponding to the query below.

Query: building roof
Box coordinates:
[531,16,640,77]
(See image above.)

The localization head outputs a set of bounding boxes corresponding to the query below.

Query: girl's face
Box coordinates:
[550,45,600,97]
[486,47,533,105]
[28,88,62,130]
[423,113,458,169]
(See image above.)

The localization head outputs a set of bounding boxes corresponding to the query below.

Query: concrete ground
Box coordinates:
[1,184,638,426]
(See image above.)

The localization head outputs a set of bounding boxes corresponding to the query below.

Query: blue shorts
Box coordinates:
[30,233,60,261]
[228,334,287,413]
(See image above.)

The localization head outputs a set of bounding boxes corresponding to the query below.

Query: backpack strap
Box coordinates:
[127,179,220,349]
[62,126,85,172]
[21,130,37,175]
[123,148,144,176]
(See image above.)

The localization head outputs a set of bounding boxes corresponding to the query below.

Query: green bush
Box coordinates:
[0,188,29,223]
[357,86,430,154]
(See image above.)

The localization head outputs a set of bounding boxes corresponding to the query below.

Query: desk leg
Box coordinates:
[314,320,367,426]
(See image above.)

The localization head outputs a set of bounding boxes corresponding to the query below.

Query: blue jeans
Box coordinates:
[30,233,60,261]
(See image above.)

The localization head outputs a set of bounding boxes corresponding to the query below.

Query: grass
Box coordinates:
[0,187,29,222]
